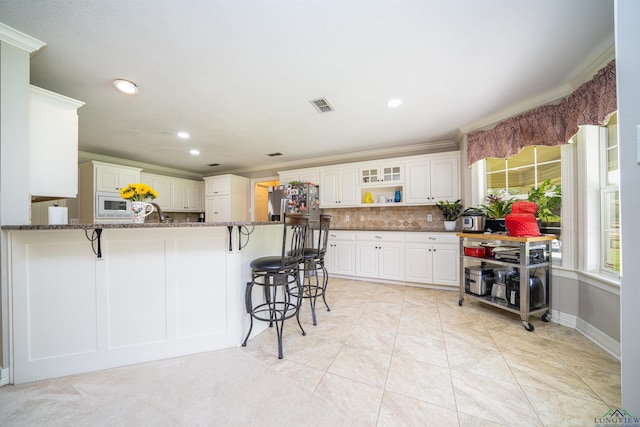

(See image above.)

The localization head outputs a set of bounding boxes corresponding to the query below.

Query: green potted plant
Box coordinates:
[478,192,515,232]
[436,199,462,231]
[527,179,561,222]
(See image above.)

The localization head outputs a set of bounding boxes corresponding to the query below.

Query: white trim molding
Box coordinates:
[550,310,620,360]
[576,318,621,360]
[0,367,9,386]
[0,22,46,53]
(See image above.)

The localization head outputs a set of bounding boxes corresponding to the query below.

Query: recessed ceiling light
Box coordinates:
[177,131,190,139]
[387,98,402,108]
[113,79,138,95]
[190,149,200,155]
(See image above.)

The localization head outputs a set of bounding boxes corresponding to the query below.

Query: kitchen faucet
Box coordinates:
[150,203,165,223]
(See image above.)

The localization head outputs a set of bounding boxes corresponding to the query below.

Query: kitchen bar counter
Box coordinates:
[3,223,283,384]
[2,222,455,232]
[1,221,273,230]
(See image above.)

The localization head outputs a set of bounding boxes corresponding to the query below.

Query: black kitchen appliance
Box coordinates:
[506,274,545,308]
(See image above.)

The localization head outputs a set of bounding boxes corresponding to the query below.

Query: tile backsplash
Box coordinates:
[148,211,204,223]
[323,205,457,232]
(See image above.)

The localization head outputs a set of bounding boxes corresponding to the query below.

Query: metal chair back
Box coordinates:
[281,213,309,268]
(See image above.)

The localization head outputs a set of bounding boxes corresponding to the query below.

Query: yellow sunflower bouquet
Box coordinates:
[119,183,158,202]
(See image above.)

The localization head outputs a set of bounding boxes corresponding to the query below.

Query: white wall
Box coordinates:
[0,39,32,380]
[616,0,640,413]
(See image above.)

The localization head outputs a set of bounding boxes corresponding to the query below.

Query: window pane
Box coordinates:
[602,189,621,273]
[507,166,533,195]
[607,147,619,186]
[486,157,506,173]
[536,145,562,163]
[508,146,536,169]
[537,162,562,186]
[486,172,506,192]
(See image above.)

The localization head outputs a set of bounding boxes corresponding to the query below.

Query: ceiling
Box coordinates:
[0,1,614,178]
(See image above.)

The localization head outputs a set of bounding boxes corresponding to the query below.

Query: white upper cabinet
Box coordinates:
[170,180,202,211]
[140,172,203,212]
[278,168,321,185]
[203,174,250,222]
[29,86,84,198]
[94,163,141,193]
[359,163,402,186]
[404,153,460,204]
[319,167,358,207]
[205,175,231,196]
[140,173,172,210]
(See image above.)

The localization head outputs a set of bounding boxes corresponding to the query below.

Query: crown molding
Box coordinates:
[569,44,616,90]
[220,140,459,176]
[458,84,571,135]
[0,22,45,53]
[459,43,616,136]
[78,151,203,180]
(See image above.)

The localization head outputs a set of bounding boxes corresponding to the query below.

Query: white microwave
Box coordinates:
[96,191,132,220]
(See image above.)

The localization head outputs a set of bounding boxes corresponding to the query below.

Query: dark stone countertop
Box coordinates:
[2,222,458,233]
[1,221,275,231]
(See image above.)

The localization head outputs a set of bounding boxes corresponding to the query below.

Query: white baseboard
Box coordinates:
[551,310,620,360]
[0,368,9,386]
[551,309,577,328]
[576,317,621,360]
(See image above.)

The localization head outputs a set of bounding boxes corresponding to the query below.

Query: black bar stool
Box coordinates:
[293,214,331,325]
[242,213,309,359]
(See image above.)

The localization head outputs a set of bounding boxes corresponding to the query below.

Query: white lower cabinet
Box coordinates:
[404,233,459,287]
[325,231,459,286]
[355,232,404,281]
[325,231,356,276]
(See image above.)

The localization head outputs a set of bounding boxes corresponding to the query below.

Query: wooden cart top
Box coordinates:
[456,232,556,243]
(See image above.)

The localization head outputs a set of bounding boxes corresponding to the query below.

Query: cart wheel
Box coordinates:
[458,298,463,306]
[522,321,535,332]
[542,313,551,322]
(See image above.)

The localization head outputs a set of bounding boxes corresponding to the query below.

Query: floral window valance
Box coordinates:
[466,60,616,166]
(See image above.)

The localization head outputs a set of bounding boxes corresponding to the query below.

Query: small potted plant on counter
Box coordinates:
[436,199,462,231]
[479,192,515,232]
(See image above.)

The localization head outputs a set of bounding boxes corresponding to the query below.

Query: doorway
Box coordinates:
[252,179,279,222]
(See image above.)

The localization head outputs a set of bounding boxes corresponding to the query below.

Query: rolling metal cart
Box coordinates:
[457,233,555,331]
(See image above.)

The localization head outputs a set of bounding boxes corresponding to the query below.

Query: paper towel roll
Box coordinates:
[48,206,68,225]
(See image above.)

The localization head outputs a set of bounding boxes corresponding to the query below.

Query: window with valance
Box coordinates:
[466,60,616,166]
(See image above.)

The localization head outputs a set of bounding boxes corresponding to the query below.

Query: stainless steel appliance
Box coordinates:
[96,191,131,221]
[461,211,486,232]
[495,246,546,264]
[268,183,321,221]
[465,266,494,296]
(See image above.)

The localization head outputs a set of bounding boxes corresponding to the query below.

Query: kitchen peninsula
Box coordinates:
[2,221,280,384]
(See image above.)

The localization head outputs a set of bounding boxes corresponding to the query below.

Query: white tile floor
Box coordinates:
[241,278,621,426]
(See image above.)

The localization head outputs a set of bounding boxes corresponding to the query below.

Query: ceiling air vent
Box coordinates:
[207,163,220,167]
[267,152,283,157]
[309,97,334,113]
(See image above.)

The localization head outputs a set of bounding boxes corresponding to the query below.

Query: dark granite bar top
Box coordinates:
[2,222,457,233]
[1,221,275,231]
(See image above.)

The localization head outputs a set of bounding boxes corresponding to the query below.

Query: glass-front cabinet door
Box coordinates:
[360,164,402,185]
[360,167,379,185]
[382,166,402,183]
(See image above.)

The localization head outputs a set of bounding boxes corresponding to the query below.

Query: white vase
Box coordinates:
[444,220,457,231]
[131,201,155,224]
